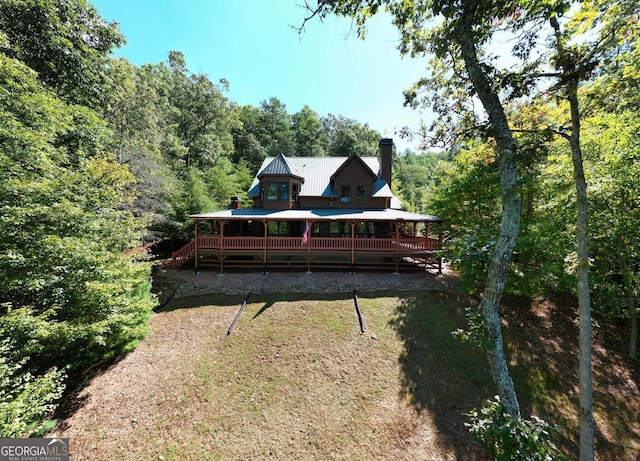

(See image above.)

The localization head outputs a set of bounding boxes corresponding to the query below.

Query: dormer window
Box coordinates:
[356,185,367,204]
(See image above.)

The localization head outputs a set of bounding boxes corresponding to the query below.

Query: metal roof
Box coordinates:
[190,208,443,222]
[248,156,383,198]
[257,153,304,178]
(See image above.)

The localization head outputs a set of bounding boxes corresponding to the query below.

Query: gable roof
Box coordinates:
[257,152,304,180]
[330,154,377,182]
[248,155,386,198]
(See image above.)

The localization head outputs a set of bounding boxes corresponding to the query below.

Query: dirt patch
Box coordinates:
[151,264,462,302]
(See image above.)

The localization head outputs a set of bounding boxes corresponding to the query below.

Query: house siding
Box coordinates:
[331,158,377,208]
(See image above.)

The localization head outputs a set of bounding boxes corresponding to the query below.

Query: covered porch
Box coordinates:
[172,208,444,273]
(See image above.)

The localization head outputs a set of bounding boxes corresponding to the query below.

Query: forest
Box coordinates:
[1,0,639,458]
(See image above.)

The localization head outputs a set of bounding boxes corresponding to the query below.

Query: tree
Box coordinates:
[231,104,268,172]
[102,58,175,229]
[393,149,441,213]
[258,97,296,157]
[292,105,327,156]
[166,51,236,170]
[507,4,639,455]
[0,0,124,106]
[0,52,154,435]
[305,0,523,418]
[321,113,380,157]
[547,13,596,458]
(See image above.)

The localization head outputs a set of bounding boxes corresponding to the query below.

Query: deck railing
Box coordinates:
[172,235,440,268]
[171,240,195,269]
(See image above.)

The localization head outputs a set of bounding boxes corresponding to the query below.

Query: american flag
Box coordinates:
[302,221,309,245]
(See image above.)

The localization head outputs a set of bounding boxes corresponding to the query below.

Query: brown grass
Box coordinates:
[51,288,640,460]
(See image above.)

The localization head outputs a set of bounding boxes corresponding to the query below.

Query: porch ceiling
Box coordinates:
[189,208,444,223]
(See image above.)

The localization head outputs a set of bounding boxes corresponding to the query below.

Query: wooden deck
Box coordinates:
[172,235,442,273]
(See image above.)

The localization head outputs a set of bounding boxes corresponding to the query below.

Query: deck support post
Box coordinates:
[438,224,443,274]
[218,219,226,252]
[425,222,431,250]
[194,219,200,271]
[262,219,268,275]
[350,221,356,273]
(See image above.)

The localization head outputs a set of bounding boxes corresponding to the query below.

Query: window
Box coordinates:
[356,185,367,204]
[266,182,278,201]
[292,183,299,202]
[278,182,289,201]
[266,181,289,201]
[341,185,351,203]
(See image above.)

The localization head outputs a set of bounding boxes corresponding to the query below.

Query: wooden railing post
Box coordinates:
[350,221,356,270]
[262,219,268,274]
[194,219,199,270]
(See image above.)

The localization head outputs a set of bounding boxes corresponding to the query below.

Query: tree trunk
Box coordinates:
[569,82,595,461]
[457,5,521,418]
[617,235,638,360]
[630,296,638,360]
[630,299,638,360]
[550,15,595,461]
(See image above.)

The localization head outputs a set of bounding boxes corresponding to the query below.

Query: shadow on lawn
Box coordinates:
[502,293,640,460]
[391,291,493,460]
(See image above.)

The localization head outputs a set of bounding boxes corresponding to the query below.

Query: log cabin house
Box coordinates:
[171,138,444,273]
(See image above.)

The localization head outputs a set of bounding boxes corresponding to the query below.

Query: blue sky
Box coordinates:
[93,0,433,152]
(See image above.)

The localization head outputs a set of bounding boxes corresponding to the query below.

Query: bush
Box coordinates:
[0,338,65,437]
[466,396,565,461]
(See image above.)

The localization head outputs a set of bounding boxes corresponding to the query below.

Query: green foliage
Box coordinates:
[321,113,380,157]
[0,51,154,435]
[466,396,565,461]
[427,144,502,293]
[258,97,295,157]
[292,105,327,157]
[452,302,488,348]
[0,0,125,106]
[0,337,65,437]
[393,150,445,213]
[167,51,236,170]
[204,158,252,208]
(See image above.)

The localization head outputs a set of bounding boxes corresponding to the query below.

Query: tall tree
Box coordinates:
[321,113,380,157]
[292,104,327,156]
[231,104,268,172]
[305,0,523,417]
[544,5,640,454]
[166,51,236,170]
[547,13,595,458]
[258,97,296,157]
[0,52,154,435]
[0,0,124,106]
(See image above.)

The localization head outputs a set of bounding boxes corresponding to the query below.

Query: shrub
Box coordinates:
[0,338,65,437]
[466,396,565,461]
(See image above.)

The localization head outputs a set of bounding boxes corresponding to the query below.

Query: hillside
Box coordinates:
[50,271,640,460]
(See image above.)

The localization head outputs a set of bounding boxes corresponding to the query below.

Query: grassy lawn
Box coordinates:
[54,290,640,460]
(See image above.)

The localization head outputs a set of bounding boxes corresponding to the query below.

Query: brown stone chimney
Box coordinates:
[379,138,393,187]
[229,196,241,209]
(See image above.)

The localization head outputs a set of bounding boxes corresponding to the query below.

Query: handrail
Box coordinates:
[171,240,195,269]
[181,235,441,262]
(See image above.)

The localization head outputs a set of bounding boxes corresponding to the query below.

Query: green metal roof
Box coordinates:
[248,156,387,198]
[256,153,304,179]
